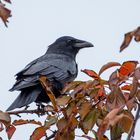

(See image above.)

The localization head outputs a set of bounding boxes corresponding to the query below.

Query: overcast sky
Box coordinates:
[0,0,140,139]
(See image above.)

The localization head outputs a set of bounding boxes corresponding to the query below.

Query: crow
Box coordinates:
[7,36,93,111]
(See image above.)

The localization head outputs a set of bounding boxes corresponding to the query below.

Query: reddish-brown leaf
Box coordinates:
[62,81,83,93]
[134,26,140,42]
[121,84,132,91]
[78,102,92,120]
[54,131,75,140]
[57,118,67,132]
[109,70,119,90]
[6,125,16,140]
[99,62,121,76]
[136,90,140,101]
[120,32,134,52]
[12,119,42,126]
[129,77,138,98]
[118,61,138,77]
[107,88,125,110]
[80,108,100,134]
[56,95,71,106]
[44,115,57,128]
[0,111,11,128]
[120,26,140,52]
[81,69,100,80]
[119,114,133,133]
[97,106,124,139]
[39,75,58,111]
[134,67,140,80]
[30,126,46,140]
[0,3,11,27]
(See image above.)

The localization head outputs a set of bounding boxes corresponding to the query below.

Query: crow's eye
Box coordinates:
[67,40,75,45]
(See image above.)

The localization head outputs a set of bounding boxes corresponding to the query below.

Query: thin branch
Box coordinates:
[7,108,46,116]
[127,101,140,140]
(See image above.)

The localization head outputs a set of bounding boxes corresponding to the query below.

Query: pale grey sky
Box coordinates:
[0,0,140,139]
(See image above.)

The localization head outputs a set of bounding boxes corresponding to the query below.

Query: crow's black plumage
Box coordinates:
[7,36,93,111]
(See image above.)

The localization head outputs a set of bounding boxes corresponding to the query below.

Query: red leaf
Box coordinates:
[0,3,11,27]
[99,62,121,75]
[82,69,100,79]
[134,26,140,42]
[118,61,138,77]
[13,119,42,126]
[120,26,140,52]
[30,126,46,140]
[97,106,124,139]
[121,85,132,91]
[6,125,16,139]
[120,32,134,52]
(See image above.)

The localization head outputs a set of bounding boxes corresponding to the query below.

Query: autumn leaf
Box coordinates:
[39,75,58,111]
[99,62,121,76]
[134,26,140,42]
[12,119,42,126]
[55,130,75,140]
[129,77,138,98]
[62,81,83,93]
[118,61,138,77]
[57,117,67,132]
[120,32,134,52]
[121,84,132,91]
[78,102,92,120]
[0,111,11,128]
[0,2,11,27]
[134,67,140,80]
[109,70,120,90]
[80,108,100,134]
[120,26,140,52]
[107,87,125,110]
[56,95,71,106]
[6,125,16,140]
[81,69,100,80]
[97,106,124,139]
[30,126,46,140]
[44,115,57,128]
[119,114,133,133]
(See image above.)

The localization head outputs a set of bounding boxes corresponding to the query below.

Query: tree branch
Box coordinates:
[7,108,46,116]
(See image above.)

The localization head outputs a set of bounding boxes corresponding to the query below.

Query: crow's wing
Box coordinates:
[17,54,76,76]
[10,54,77,91]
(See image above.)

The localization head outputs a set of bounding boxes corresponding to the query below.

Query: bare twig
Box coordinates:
[7,108,46,116]
[127,101,140,140]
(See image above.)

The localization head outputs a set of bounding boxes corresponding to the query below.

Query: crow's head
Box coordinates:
[47,36,93,58]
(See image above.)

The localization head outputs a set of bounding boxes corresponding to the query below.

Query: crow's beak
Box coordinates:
[74,39,94,48]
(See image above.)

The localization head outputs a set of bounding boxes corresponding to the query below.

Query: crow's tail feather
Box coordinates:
[6,88,41,111]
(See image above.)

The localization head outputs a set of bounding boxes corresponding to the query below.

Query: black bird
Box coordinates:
[7,36,93,111]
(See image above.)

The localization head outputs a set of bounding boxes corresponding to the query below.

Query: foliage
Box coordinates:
[0,0,11,27]
[0,56,140,140]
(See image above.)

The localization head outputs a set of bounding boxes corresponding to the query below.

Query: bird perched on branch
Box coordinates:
[7,36,93,111]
